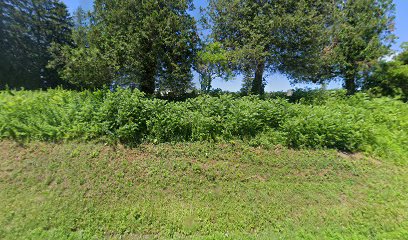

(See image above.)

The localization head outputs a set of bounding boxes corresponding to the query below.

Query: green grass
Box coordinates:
[1,141,407,239]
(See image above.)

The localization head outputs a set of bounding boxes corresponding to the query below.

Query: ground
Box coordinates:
[0,141,407,239]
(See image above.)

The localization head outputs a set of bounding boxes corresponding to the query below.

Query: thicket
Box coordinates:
[0,89,407,162]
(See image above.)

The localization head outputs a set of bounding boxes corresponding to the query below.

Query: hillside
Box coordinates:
[1,141,407,239]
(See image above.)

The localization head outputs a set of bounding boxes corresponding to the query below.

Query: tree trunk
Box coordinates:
[140,70,156,95]
[200,69,212,93]
[251,61,265,95]
[139,39,157,95]
[345,73,356,95]
[139,56,156,95]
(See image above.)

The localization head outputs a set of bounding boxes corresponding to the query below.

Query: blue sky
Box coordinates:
[62,0,408,92]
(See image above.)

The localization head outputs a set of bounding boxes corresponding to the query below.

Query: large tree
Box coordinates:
[0,0,72,89]
[330,0,396,94]
[96,0,198,95]
[283,0,396,94]
[53,0,199,95]
[48,7,115,89]
[206,0,395,95]
[206,0,332,95]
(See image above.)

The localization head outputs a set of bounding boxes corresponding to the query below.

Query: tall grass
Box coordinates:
[1,88,407,163]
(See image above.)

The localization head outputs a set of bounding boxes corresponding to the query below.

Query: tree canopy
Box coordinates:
[49,0,199,95]
[364,42,408,101]
[205,0,396,95]
[327,0,396,94]
[205,0,334,94]
[0,0,72,89]
[0,0,400,97]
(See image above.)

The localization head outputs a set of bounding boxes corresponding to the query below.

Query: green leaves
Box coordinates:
[1,89,407,159]
[0,0,72,90]
[196,42,231,92]
[206,0,336,94]
[49,43,115,89]
[206,0,396,94]
[63,0,199,95]
[364,42,408,101]
[328,0,396,94]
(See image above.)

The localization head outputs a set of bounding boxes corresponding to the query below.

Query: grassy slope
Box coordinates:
[0,141,407,239]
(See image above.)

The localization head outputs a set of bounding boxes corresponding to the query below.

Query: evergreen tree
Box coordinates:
[0,0,34,88]
[329,0,396,94]
[0,0,72,89]
[54,0,199,95]
[48,6,113,89]
[96,0,198,95]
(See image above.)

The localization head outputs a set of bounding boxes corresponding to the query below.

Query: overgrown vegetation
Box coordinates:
[1,89,407,163]
[1,0,407,238]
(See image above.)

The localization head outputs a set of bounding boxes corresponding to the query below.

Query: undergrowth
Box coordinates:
[0,88,407,163]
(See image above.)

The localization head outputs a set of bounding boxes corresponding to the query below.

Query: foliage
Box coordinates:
[282,104,372,151]
[205,0,334,94]
[0,0,400,97]
[333,0,396,94]
[0,89,407,162]
[295,0,396,94]
[205,0,395,95]
[0,0,72,90]
[49,42,115,89]
[196,42,231,92]
[364,42,408,101]
[47,7,114,89]
[50,0,199,95]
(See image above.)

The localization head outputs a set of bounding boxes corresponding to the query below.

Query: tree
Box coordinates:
[195,42,231,92]
[364,42,408,101]
[56,0,198,94]
[48,43,116,89]
[51,0,199,94]
[206,0,332,95]
[48,7,115,89]
[327,0,396,95]
[0,0,35,88]
[0,0,72,89]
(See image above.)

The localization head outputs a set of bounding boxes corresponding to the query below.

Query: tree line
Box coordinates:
[1,0,406,98]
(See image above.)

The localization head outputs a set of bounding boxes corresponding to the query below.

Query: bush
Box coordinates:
[0,89,407,162]
[281,104,372,151]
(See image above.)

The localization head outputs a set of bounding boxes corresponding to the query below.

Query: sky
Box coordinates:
[62,0,408,92]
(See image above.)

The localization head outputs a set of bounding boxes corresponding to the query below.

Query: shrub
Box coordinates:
[147,101,192,142]
[0,89,407,162]
[281,104,372,151]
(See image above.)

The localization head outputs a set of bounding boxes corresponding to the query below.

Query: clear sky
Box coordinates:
[62,0,408,92]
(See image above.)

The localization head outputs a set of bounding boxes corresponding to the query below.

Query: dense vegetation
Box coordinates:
[364,42,408,101]
[1,0,405,97]
[0,0,407,238]
[1,89,407,164]
[0,0,72,89]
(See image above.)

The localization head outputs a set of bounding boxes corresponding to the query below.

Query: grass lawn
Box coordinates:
[0,141,407,239]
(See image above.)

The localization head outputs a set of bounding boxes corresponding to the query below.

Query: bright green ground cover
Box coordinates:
[0,141,407,239]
